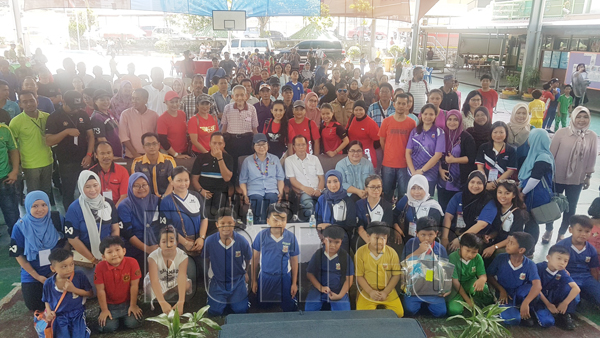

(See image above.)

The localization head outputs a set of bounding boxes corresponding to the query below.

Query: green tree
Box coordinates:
[306,4,333,31]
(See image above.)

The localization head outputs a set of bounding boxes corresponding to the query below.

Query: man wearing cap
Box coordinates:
[281,85,294,119]
[269,78,283,101]
[118,88,158,158]
[330,81,355,127]
[289,100,320,155]
[21,76,54,114]
[45,90,94,209]
[402,66,429,114]
[239,133,285,224]
[158,91,190,159]
[9,90,54,201]
[143,67,172,115]
[212,76,231,119]
[0,80,20,119]
[440,74,459,111]
[254,84,273,133]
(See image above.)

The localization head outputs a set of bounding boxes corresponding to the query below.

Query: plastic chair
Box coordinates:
[425,67,433,84]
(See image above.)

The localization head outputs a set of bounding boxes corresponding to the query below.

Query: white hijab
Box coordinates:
[567,106,592,178]
[77,170,109,260]
[406,175,443,218]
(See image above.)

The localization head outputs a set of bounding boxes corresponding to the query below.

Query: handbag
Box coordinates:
[401,248,454,297]
[530,176,569,224]
[33,273,73,338]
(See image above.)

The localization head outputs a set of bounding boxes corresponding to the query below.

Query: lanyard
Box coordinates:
[101,170,112,191]
[30,117,44,135]
[254,154,269,176]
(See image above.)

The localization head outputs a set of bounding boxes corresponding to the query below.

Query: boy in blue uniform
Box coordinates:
[305,226,354,311]
[556,215,600,308]
[487,232,542,326]
[251,203,299,311]
[42,248,94,338]
[534,245,580,330]
[204,207,252,316]
[287,70,304,102]
[401,217,449,317]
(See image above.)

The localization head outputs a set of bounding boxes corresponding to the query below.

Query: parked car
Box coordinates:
[140,26,155,37]
[244,27,260,38]
[268,30,287,41]
[221,38,275,57]
[347,26,387,40]
[151,27,193,41]
[285,40,346,61]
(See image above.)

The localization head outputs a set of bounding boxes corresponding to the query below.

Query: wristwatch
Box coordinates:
[200,235,206,240]
[494,245,499,250]
[173,152,179,157]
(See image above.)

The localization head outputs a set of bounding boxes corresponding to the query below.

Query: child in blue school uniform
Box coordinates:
[251,203,299,312]
[305,226,354,311]
[401,217,449,318]
[42,248,94,338]
[534,245,580,331]
[204,207,252,316]
[556,215,600,309]
[487,232,542,326]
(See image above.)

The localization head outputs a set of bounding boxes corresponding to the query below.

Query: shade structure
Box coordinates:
[323,0,439,22]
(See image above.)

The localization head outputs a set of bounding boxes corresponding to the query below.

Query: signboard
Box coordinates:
[559,52,569,69]
[550,51,560,68]
[564,52,600,91]
[542,50,552,68]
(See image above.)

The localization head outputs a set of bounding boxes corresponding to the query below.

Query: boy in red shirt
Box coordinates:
[541,83,555,119]
[95,236,143,333]
[478,74,498,119]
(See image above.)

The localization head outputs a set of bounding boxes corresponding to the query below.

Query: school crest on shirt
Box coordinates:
[79,118,84,123]
[123,274,131,282]
[586,256,591,263]
[336,263,341,270]
[471,266,476,273]
[282,245,289,253]
[135,269,141,277]
[63,121,69,126]
[555,274,561,281]
[382,263,388,269]
[235,251,241,257]
[519,273,526,280]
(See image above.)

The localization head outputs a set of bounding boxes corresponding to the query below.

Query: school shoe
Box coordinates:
[557,313,575,331]
[521,317,535,327]
[541,231,552,244]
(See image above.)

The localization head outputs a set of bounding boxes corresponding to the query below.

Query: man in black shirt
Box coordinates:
[45,90,94,210]
[88,66,113,94]
[191,132,233,222]
[439,74,459,111]
[219,52,237,77]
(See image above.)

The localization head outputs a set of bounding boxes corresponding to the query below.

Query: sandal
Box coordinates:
[541,230,552,244]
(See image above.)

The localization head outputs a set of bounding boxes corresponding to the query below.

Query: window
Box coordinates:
[241,40,254,48]
[255,40,268,48]
[558,38,570,51]
[231,39,239,48]
[296,41,312,49]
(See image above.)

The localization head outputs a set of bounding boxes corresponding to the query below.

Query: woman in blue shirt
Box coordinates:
[441,170,498,252]
[355,174,394,249]
[118,172,161,275]
[335,140,375,203]
[9,191,64,311]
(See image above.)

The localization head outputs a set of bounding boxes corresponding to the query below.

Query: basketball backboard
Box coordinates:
[213,10,246,31]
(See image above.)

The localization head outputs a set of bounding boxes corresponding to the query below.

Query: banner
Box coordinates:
[24,0,227,16]
[564,52,600,91]
[230,0,321,17]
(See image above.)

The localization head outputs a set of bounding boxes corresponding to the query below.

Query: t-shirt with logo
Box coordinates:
[187,114,218,153]
[289,118,320,153]
[448,250,486,283]
[536,261,575,298]
[94,257,142,304]
[307,249,354,300]
[64,199,120,251]
[46,108,92,164]
[487,253,539,295]
[42,271,92,315]
[8,110,53,169]
[91,110,122,157]
[157,110,188,154]
[252,228,299,276]
[204,231,252,284]
[191,152,233,193]
[556,238,600,278]
[286,81,304,102]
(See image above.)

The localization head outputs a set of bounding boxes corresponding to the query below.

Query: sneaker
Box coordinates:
[558,313,575,331]
[541,230,552,244]
[521,317,535,327]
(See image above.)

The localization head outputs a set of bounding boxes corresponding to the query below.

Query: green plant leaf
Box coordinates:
[199,317,222,330]
[196,305,210,319]
[146,315,171,327]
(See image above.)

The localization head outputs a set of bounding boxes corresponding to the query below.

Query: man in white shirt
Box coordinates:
[285,135,325,221]
[402,66,429,115]
[142,67,172,115]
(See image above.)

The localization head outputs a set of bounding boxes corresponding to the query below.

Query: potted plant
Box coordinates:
[347,45,361,61]
[147,305,221,337]
[502,74,520,99]
[524,66,540,93]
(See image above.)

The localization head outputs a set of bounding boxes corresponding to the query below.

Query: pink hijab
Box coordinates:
[172,78,187,99]
[304,92,321,125]
[110,81,132,121]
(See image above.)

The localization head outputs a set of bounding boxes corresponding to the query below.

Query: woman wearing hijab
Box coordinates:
[66,170,121,287]
[118,173,161,274]
[110,80,133,121]
[171,78,187,99]
[315,170,357,252]
[519,129,554,215]
[441,171,498,252]
[393,175,443,243]
[319,82,337,107]
[346,101,380,169]
[304,92,321,125]
[466,106,492,150]
[461,90,483,129]
[438,110,477,211]
[506,103,531,169]
[547,106,597,243]
[10,191,64,311]
[348,79,364,102]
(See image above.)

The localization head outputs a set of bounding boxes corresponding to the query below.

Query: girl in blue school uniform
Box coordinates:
[65,170,121,290]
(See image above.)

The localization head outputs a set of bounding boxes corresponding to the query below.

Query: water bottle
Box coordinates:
[246,208,254,226]
[309,214,316,228]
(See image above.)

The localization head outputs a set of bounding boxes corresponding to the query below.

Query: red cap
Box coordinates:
[164,91,180,102]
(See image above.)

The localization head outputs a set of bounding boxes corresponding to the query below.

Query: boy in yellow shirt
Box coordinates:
[528,89,545,128]
[355,222,404,317]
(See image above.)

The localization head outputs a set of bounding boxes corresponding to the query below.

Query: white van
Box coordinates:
[221,38,274,57]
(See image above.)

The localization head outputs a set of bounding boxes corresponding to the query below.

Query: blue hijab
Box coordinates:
[121,172,160,226]
[17,191,60,261]
[518,128,554,181]
[324,170,348,204]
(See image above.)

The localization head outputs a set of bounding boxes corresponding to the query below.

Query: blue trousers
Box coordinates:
[97,302,143,333]
[54,309,90,338]
[249,193,279,224]
[207,277,249,315]
[381,166,409,202]
[498,284,537,326]
[257,272,297,312]
[403,295,447,318]
[572,274,600,306]
[534,283,580,328]
[304,288,351,311]
[542,108,557,130]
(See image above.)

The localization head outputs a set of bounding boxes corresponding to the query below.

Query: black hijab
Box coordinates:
[461,170,491,228]
[466,107,491,150]
[319,82,337,106]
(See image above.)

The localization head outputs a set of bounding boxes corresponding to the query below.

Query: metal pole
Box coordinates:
[11,0,25,52]
[410,0,421,64]
[75,11,81,50]
[519,0,546,93]
[496,33,506,92]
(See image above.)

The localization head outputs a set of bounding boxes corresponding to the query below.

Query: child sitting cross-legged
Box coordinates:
[487,232,542,326]
[446,233,494,316]
[305,226,354,311]
[355,221,404,317]
[42,248,94,338]
[95,236,143,333]
[401,217,449,318]
[534,245,580,331]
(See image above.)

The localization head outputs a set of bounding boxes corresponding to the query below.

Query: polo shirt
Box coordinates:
[378,115,416,168]
[478,88,498,115]
[118,200,159,245]
[289,118,320,153]
[118,107,159,158]
[204,232,252,283]
[367,101,395,127]
[284,153,324,190]
[157,110,188,154]
[355,198,393,227]
[159,191,205,237]
[222,102,258,134]
[3,100,20,118]
[320,121,346,154]
[252,228,299,276]
[487,253,539,294]
[254,100,273,133]
[36,95,55,114]
[475,142,517,181]
[355,244,401,292]
[446,192,497,230]
[439,87,459,111]
[131,153,176,196]
[330,98,355,128]
[45,108,92,164]
[64,199,120,250]
[212,92,232,114]
[286,81,304,102]
[143,84,172,115]
[91,110,122,158]
[8,110,53,169]
[402,237,448,261]
[191,152,233,193]
[0,124,17,179]
[556,238,600,278]
[90,163,129,202]
[406,126,445,182]
[528,99,546,120]
[239,153,285,196]
[536,261,575,297]
[448,250,486,282]
[307,250,354,297]
[94,257,142,304]
[42,271,91,315]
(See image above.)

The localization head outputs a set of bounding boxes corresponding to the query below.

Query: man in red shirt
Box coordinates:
[94,236,143,333]
[89,141,129,206]
[288,100,320,154]
[478,74,498,119]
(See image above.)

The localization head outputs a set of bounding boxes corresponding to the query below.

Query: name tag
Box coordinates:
[408,222,417,237]
[73,136,78,146]
[39,249,51,267]
[488,168,499,182]
[103,190,113,200]
[456,213,466,229]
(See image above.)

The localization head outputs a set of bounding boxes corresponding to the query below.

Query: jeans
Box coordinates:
[545,183,582,234]
[381,166,409,202]
[58,161,82,211]
[0,180,20,235]
[298,192,318,221]
[249,193,279,224]
[23,164,53,203]
[97,302,143,333]
[542,108,556,130]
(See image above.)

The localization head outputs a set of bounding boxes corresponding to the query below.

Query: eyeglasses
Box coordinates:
[144,142,160,147]
[367,186,382,190]
[132,184,149,190]
[254,142,268,148]
[337,89,348,93]
[348,149,363,154]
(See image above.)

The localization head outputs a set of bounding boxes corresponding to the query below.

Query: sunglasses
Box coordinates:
[497,179,516,184]
[337,89,348,93]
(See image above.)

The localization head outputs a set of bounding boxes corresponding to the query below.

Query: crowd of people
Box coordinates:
[0,48,598,336]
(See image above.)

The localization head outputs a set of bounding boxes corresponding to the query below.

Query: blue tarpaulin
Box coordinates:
[132,0,228,16]
[231,0,321,16]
